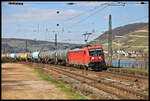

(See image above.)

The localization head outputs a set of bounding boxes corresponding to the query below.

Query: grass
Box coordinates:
[129,37,148,46]
[27,65,88,100]
[102,32,149,53]
[132,32,148,36]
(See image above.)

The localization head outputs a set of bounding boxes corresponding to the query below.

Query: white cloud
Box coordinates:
[3,7,82,23]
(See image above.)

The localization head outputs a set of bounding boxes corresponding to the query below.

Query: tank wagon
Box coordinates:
[10,53,16,59]
[1,53,10,62]
[15,53,22,61]
[56,49,69,65]
[38,46,106,70]
[2,53,16,62]
[39,50,56,64]
[6,53,11,59]
[32,51,40,62]
[27,52,32,62]
[20,53,28,61]
[7,46,107,71]
[2,53,6,59]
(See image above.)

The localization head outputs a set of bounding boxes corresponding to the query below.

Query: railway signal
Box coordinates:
[8,2,23,5]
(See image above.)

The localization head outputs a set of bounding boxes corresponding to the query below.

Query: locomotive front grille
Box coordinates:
[89,62,106,70]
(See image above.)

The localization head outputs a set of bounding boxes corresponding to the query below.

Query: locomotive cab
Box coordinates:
[88,48,104,62]
[85,46,107,70]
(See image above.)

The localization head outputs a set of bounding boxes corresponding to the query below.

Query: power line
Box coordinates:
[65,6,108,29]
[63,2,126,29]
[62,2,126,35]
[11,1,148,5]
[20,2,66,4]
[118,16,148,26]
[62,4,103,22]
[123,1,148,4]
[62,2,126,24]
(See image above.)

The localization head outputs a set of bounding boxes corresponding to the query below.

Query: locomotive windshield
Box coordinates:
[88,48,102,56]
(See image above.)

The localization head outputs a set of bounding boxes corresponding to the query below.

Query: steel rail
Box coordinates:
[22,62,148,99]
[47,65,148,99]
[105,70,148,80]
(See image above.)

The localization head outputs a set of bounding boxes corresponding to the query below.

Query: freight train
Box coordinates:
[2,46,107,71]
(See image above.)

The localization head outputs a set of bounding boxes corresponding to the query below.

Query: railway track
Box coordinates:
[35,62,148,84]
[105,70,148,80]
[84,69,148,84]
[22,62,148,100]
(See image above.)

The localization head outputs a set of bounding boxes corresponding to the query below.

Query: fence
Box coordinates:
[105,60,149,70]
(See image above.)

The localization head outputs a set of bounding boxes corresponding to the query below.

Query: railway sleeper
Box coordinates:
[24,62,148,99]
[55,73,117,99]
[51,64,147,98]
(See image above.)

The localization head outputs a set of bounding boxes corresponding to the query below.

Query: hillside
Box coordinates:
[1,23,149,54]
[90,22,149,53]
[1,38,84,53]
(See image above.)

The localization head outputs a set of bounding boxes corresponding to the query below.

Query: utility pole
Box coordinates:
[55,33,58,64]
[25,40,27,52]
[55,33,57,50]
[4,44,6,54]
[108,14,112,67]
[24,40,27,52]
[38,24,39,33]
[115,35,123,67]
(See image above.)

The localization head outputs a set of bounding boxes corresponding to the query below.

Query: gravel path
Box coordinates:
[2,63,70,99]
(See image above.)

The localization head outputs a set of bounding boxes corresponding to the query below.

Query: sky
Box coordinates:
[2,1,149,44]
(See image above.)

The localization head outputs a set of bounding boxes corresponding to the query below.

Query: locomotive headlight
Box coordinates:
[90,57,94,60]
[99,56,103,60]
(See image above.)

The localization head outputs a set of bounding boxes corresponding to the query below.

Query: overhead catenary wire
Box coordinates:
[63,2,126,30]
[51,5,108,34]
[61,2,126,24]
[123,1,148,4]
[117,16,148,26]
[11,1,148,44]
[62,4,104,22]
[12,1,148,5]
[64,6,108,29]
[18,2,67,4]
[63,6,108,43]
[58,2,126,25]
[61,2,126,35]
[88,15,148,46]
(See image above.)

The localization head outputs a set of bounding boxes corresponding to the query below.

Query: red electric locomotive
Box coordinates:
[68,46,107,70]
